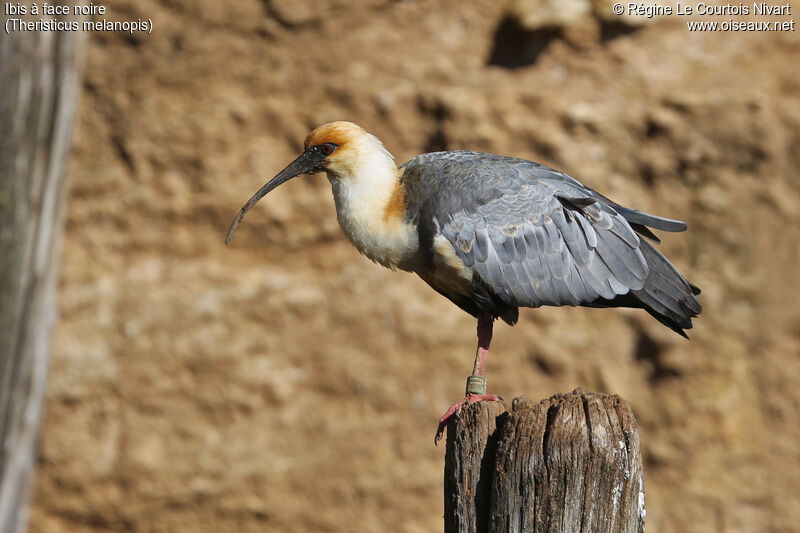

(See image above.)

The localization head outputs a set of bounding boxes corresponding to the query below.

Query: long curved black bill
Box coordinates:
[225,149,325,244]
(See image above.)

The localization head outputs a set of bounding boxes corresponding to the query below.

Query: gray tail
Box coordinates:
[613,206,688,233]
[630,240,701,338]
[585,239,701,337]
[613,206,687,244]
[614,205,701,336]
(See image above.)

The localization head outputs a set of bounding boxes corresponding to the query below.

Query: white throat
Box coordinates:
[328,138,416,269]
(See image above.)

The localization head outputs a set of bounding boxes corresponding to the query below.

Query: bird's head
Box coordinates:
[225,121,393,244]
[302,121,368,177]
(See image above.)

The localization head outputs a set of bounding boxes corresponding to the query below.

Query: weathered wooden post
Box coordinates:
[444,389,645,533]
[0,10,86,532]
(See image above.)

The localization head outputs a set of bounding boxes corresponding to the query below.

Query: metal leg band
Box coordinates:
[465,375,487,395]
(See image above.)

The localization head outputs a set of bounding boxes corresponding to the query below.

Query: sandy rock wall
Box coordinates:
[28,1,800,532]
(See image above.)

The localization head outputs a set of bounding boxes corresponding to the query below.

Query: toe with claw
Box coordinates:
[434,390,504,445]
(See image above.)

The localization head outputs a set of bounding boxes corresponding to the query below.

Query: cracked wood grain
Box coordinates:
[444,389,645,533]
[444,400,508,533]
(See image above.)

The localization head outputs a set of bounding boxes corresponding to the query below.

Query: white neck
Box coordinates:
[327,139,417,270]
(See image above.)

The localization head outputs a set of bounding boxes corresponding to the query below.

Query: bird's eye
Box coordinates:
[319,143,337,155]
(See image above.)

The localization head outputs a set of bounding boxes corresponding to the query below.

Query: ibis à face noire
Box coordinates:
[226,121,701,444]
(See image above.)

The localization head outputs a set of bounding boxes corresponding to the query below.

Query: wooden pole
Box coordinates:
[444,401,507,533]
[444,389,645,533]
[0,10,86,532]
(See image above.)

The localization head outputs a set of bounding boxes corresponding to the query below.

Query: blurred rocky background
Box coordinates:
[27,0,800,531]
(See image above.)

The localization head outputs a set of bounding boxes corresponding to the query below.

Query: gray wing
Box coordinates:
[402,151,650,308]
[443,185,648,307]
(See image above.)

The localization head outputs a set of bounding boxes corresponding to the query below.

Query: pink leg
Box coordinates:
[472,312,493,375]
[434,313,504,445]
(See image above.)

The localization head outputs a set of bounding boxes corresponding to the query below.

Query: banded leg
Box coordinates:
[434,313,504,445]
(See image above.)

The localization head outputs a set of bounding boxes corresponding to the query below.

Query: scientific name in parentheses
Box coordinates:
[627,3,792,17]
[5,17,152,32]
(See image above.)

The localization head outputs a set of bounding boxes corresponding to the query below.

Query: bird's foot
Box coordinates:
[434,389,504,446]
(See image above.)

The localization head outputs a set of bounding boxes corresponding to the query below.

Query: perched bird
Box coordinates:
[226,121,701,444]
